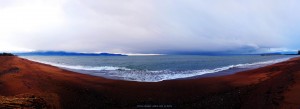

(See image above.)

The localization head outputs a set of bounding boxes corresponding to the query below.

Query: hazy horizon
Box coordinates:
[1,0,300,54]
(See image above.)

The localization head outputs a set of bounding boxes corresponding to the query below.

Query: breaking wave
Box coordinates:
[24,57,290,82]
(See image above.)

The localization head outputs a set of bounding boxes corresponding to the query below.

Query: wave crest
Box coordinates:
[24,57,290,82]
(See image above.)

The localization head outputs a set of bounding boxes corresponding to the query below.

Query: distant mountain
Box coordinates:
[259,52,283,56]
[0,53,15,56]
[14,51,127,56]
[259,51,300,56]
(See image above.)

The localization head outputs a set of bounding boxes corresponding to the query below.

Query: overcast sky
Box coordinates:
[1,0,300,54]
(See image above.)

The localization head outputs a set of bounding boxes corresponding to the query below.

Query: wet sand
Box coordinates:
[0,56,300,109]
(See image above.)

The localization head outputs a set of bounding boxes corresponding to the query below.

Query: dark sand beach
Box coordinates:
[1,56,300,109]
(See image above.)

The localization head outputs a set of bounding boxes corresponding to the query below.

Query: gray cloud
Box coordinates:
[1,0,300,53]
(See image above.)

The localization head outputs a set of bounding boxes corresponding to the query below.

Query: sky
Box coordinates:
[1,0,300,54]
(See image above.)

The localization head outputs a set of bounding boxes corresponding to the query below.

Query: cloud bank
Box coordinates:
[1,0,300,54]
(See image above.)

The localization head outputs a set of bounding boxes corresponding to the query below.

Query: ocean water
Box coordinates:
[21,55,297,82]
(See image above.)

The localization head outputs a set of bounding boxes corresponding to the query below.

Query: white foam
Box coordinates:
[22,57,290,82]
[94,58,290,82]
[23,58,130,71]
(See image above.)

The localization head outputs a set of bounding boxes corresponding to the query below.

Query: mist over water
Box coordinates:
[22,55,296,82]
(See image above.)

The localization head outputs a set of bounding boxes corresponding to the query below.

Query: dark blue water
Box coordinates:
[22,55,296,82]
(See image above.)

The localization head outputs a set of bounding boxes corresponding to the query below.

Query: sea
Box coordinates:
[21,55,297,82]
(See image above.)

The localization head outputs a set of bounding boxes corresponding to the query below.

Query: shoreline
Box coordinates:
[20,56,294,82]
[1,56,300,108]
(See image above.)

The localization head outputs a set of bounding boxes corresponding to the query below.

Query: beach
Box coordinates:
[1,56,300,109]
